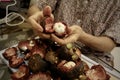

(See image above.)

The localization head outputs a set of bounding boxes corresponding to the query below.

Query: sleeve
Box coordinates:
[30,0,57,11]
[102,7,120,45]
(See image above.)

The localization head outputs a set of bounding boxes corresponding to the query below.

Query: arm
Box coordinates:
[79,31,116,52]
[51,25,116,53]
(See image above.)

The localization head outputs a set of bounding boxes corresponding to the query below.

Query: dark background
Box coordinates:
[0,0,30,18]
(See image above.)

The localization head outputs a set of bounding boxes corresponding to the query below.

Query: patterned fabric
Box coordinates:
[33,0,120,46]
[31,0,120,69]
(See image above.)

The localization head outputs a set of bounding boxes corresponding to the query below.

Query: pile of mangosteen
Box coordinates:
[2,35,87,80]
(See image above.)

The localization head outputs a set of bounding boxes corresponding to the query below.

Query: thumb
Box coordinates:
[51,34,65,45]
[28,17,43,32]
[43,6,52,17]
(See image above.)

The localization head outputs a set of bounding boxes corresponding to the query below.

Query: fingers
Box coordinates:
[38,33,51,39]
[51,34,65,45]
[28,6,54,39]
[51,34,78,45]
[43,6,54,21]
[28,17,43,32]
[43,6,52,17]
[33,28,51,39]
[50,26,79,45]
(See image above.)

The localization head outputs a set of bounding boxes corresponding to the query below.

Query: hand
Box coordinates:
[28,6,54,39]
[51,25,85,45]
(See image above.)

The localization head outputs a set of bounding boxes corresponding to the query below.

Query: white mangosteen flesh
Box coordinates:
[53,22,66,34]
[34,36,40,40]
[63,61,76,69]
[21,46,27,51]
[29,40,35,47]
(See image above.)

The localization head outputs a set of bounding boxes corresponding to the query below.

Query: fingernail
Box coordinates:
[43,6,52,17]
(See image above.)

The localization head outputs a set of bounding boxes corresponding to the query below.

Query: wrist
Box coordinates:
[78,31,88,42]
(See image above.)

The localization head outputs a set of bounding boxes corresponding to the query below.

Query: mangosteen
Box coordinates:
[9,56,24,68]
[57,60,84,80]
[28,54,48,73]
[18,40,36,54]
[44,17,54,33]
[2,47,17,60]
[28,72,52,80]
[11,64,30,80]
[30,45,46,59]
[53,22,68,38]
[86,65,110,80]
[45,50,59,64]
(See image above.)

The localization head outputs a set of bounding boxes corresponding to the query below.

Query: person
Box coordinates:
[27,0,120,54]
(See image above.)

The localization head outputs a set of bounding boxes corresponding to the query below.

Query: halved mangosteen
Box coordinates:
[9,56,24,68]
[57,60,84,80]
[28,72,52,80]
[30,45,46,59]
[2,47,17,60]
[86,65,110,80]
[18,40,36,54]
[53,22,68,38]
[11,64,30,80]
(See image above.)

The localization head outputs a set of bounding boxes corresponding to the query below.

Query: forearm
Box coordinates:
[79,32,116,52]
